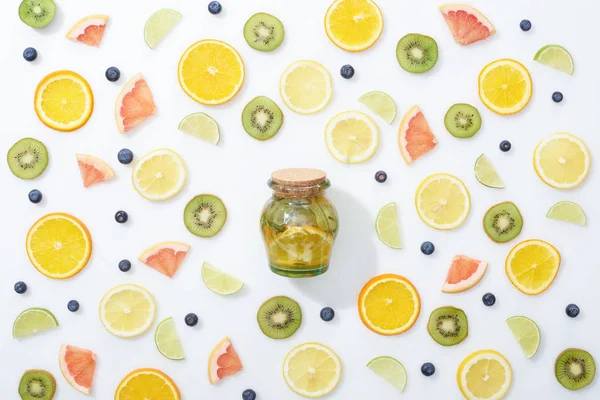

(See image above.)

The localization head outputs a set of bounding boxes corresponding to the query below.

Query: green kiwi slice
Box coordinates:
[183,194,227,238]
[257,296,302,339]
[19,0,56,28]
[7,138,49,180]
[555,348,596,391]
[244,12,284,52]
[483,202,523,243]
[444,103,482,138]
[396,33,439,73]
[242,96,283,140]
[19,370,56,400]
[427,306,468,346]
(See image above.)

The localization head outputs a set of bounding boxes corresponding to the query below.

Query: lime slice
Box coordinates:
[178,112,220,145]
[367,356,407,392]
[201,262,244,295]
[359,91,397,124]
[13,308,59,339]
[376,203,402,249]
[155,317,185,360]
[144,9,182,49]
[506,316,541,359]
[546,201,586,226]
[534,44,574,75]
[474,154,504,188]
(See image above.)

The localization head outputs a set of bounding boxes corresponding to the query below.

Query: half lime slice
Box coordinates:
[359,91,397,124]
[13,308,58,339]
[534,44,574,75]
[506,316,541,359]
[178,112,220,145]
[546,201,586,226]
[376,203,402,249]
[367,356,407,392]
[155,317,185,360]
[201,262,244,295]
[144,8,182,49]
[474,154,504,188]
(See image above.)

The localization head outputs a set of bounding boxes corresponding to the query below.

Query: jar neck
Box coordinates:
[268,179,330,199]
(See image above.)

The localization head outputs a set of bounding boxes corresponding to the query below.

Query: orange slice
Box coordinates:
[75,154,115,188]
[398,105,438,164]
[59,344,96,394]
[65,15,109,47]
[324,0,384,52]
[115,73,156,133]
[208,337,243,384]
[478,59,532,115]
[115,368,180,400]
[505,239,561,295]
[442,255,487,293]
[358,274,420,335]
[139,242,190,278]
[440,5,495,46]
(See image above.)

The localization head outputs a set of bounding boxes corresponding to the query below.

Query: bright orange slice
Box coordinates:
[59,344,96,394]
[115,368,180,400]
[139,242,190,278]
[76,154,115,188]
[398,105,438,164]
[442,255,487,293]
[325,0,384,52]
[208,337,243,384]
[505,239,561,295]
[65,15,109,47]
[479,59,532,115]
[115,73,156,133]
[440,5,495,46]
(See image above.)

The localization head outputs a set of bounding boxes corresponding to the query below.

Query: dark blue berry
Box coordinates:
[566,304,580,318]
[115,210,128,224]
[340,64,355,79]
[28,189,42,203]
[320,307,335,322]
[14,281,27,294]
[105,67,120,82]
[185,313,199,327]
[208,1,222,14]
[23,47,38,62]
[421,362,435,376]
[67,300,80,312]
[375,170,387,183]
[520,19,532,31]
[117,148,133,164]
[119,259,132,272]
[500,140,511,152]
[552,91,563,103]
[242,389,257,400]
[420,241,435,255]
[482,292,496,306]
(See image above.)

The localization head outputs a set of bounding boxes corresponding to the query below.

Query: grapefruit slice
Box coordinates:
[440,5,495,46]
[66,15,109,47]
[398,106,438,164]
[115,73,156,134]
[208,337,243,384]
[76,154,115,188]
[441,255,487,293]
[59,344,97,394]
[139,241,190,278]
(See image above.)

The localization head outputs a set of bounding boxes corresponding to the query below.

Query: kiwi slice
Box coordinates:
[444,103,482,138]
[7,138,48,180]
[427,306,468,346]
[242,96,283,140]
[257,296,302,339]
[19,0,56,28]
[483,202,523,243]
[396,33,439,73]
[19,370,56,400]
[183,194,227,238]
[555,348,596,391]
[244,12,284,52]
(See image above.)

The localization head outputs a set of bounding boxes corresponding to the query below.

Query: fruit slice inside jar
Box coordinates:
[266,226,333,269]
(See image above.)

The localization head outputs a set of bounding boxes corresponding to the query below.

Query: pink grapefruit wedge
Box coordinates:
[139,241,190,278]
[441,255,487,293]
[59,344,97,395]
[76,154,115,188]
[208,337,243,384]
[398,106,438,164]
[440,5,495,46]
[65,15,109,47]
[115,73,156,134]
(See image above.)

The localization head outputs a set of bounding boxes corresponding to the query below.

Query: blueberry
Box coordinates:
[118,259,131,272]
[28,189,42,203]
[67,300,80,312]
[421,362,435,377]
[23,47,38,62]
[482,292,496,306]
[374,170,387,183]
[499,140,511,152]
[208,1,222,14]
[520,19,532,31]
[566,304,580,318]
[185,313,199,327]
[242,389,257,400]
[320,307,335,322]
[14,281,27,294]
[340,64,355,79]
[552,91,563,103]
[115,210,128,224]
[105,67,120,82]
[420,241,435,255]
[117,148,133,164]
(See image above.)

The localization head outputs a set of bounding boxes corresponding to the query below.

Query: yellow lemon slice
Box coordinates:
[325,0,384,52]
[132,149,186,201]
[34,70,94,132]
[533,132,591,189]
[478,59,532,115]
[325,110,379,163]
[283,342,342,398]
[99,284,156,338]
[280,60,332,114]
[115,368,180,399]
[415,173,470,230]
[457,350,512,400]
[178,39,244,105]
[505,239,561,295]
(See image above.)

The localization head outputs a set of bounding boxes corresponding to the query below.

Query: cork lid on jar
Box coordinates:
[271,168,327,187]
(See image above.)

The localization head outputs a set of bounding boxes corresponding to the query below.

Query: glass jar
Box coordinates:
[260,168,339,278]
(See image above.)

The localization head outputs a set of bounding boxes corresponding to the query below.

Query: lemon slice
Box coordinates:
[415,173,470,230]
[367,356,407,392]
[376,203,401,249]
[325,0,384,52]
[506,316,541,359]
[534,44,574,75]
[99,284,156,338]
[546,201,586,226]
[13,308,59,339]
[457,350,512,400]
[201,262,244,295]
[505,239,561,295]
[132,149,186,201]
[283,342,342,398]
[155,317,185,360]
[474,154,504,188]
[325,111,379,164]
[533,132,590,189]
[280,60,332,114]
[144,8,182,49]
[358,91,396,124]
[178,112,219,144]
[478,59,532,115]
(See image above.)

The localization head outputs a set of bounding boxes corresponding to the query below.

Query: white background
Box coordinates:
[1,0,598,398]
